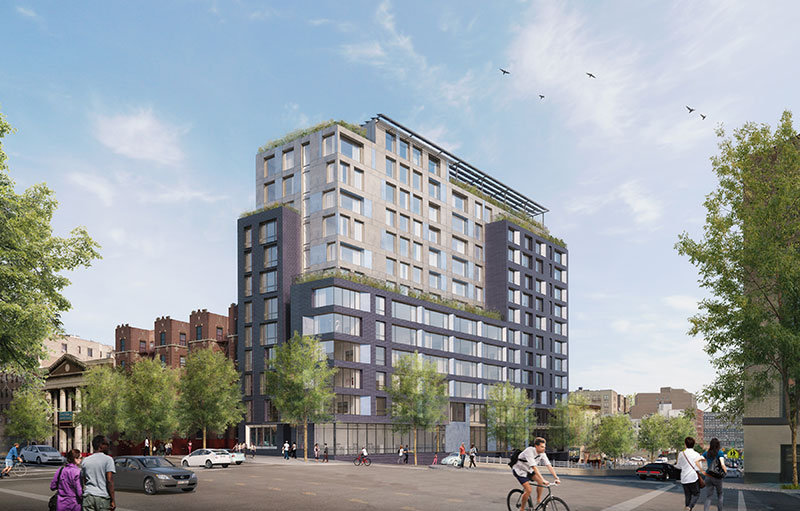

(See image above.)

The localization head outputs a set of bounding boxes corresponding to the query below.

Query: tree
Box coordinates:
[386,351,448,465]
[549,394,593,450]
[666,412,697,453]
[6,382,53,443]
[264,333,337,462]
[75,365,126,435]
[123,359,179,454]
[0,109,101,375]
[637,414,668,461]
[486,382,535,452]
[177,347,245,449]
[676,110,800,485]
[591,414,635,463]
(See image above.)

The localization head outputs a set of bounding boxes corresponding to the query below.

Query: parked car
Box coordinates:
[655,456,669,463]
[113,456,197,495]
[218,449,245,465]
[635,462,681,481]
[181,448,231,469]
[440,452,462,466]
[20,445,65,465]
[630,456,646,463]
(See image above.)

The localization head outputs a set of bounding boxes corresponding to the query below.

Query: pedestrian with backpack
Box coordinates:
[701,438,727,511]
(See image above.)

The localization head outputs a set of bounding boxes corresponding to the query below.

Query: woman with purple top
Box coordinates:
[50,449,83,511]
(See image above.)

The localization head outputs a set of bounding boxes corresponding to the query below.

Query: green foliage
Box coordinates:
[6,382,53,443]
[637,414,669,460]
[265,332,338,461]
[590,414,636,461]
[486,382,535,451]
[386,351,448,464]
[257,120,366,153]
[75,365,126,434]
[0,109,101,374]
[675,110,800,485]
[548,394,594,450]
[239,202,300,219]
[122,359,179,453]
[295,269,501,320]
[666,412,697,452]
[177,348,245,448]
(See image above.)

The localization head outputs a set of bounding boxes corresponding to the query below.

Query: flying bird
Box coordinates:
[500,68,510,75]
[586,72,596,78]
[686,106,696,113]
[700,114,707,120]
[539,95,545,100]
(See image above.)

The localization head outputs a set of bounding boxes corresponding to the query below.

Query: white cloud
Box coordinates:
[142,184,227,204]
[663,295,699,313]
[617,180,663,226]
[341,41,386,62]
[92,108,186,166]
[67,172,114,207]
[15,6,38,19]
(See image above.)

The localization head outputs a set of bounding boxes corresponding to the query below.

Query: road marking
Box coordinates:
[350,498,369,504]
[268,487,281,491]
[600,483,672,511]
[738,491,747,511]
[303,491,317,496]
[235,482,246,486]
[0,487,138,511]
[446,498,464,502]
[395,491,412,496]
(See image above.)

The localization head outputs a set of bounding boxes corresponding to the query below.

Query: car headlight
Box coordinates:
[190,473,197,478]
[156,475,170,480]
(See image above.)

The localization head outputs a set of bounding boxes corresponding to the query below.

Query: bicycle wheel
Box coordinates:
[13,464,28,477]
[364,457,371,466]
[543,496,570,511]
[507,489,524,511]
[353,457,361,466]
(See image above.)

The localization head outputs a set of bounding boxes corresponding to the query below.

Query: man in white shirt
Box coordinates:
[511,437,560,510]
[675,436,704,511]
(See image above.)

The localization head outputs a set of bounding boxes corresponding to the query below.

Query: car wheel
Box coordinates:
[143,477,157,495]
[182,460,189,467]
[221,464,229,468]
[36,457,42,465]
[181,488,195,492]
[236,461,242,465]
[638,475,646,480]
[204,460,212,469]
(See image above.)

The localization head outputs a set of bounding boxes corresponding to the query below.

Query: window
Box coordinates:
[554,340,566,355]
[428,227,440,244]
[324,215,336,236]
[554,287,566,301]
[376,372,386,391]
[323,135,335,156]
[283,149,294,170]
[474,245,483,261]
[333,368,362,389]
[452,257,468,277]
[554,251,565,265]
[340,192,363,214]
[376,321,386,341]
[484,364,502,380]
[428,204,440,223]
[392,301,418,322]
[265,297,278,320]
[484,324,503,341]
[398,164,409,184]
[421,331,448,351]
[385,131,395,152]
[353,220,364,241]
[413,219,422,237]
[381,231,396,252]
[139,340,146,352]
[399,190,409,210]
[283,175,294,196]
[385,257,396,276]
[195,325,203,340]
[452,338,477,356]
[450,402,466,422]
[399,262,409,280]
[452,236,466,254]
[340,244,367,267]
[312,287,370,311]
[339,215,350,237]
[553,358,566,372]
[398,215,409,232]
[452,214,468,235]
[179,356,186,368]
[454,359,477,377]
[454,317,476,335]
[302,143,311,168]
[340,137,362,162]
[327,162,336,182]
[353,168,364,189]
[412,242,422,261]
[160,331,166,346]
[392,325,417,346]
[428,156,439,175]
[264,181,278,203]
[244,251,252,272]
[412,146,422,166]
[385,157,395,178]
[339,163,349,185]
[412,171,422,190]
[333,394,360,415]
[309,313,362,336]
[265,270,277,292]
[452,381,478,399]
[429,271,444,290]
[244,326,252,347]
[429,179,441,200]
[375,346,386,365]
[426,309,448,329]
[385,208,396,227]
[474,223,482,240]
[452,193,467,212]
[483,343,502,361]
[264,155,277,176]
[383,182,396,203]
[398,139,409,159]
[399,237,409,257]
[265,220,277,242]
[376,396,387,416]
[244,227,252,248]
[429,248,444,270]
[412,266,422,284]
[452,279,468,297]
[554,268,566,283]
[376,296,385,315]
[264,245,278,268]
[245,302,253,323]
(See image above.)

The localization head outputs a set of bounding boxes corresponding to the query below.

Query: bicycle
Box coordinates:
[8,460,28,477]
[353,455,371,466]
[507,483,569,511]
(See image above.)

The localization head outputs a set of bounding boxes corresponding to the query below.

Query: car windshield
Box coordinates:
[212,450,229,454]
[140,457,174,468]
[39,447,59,453]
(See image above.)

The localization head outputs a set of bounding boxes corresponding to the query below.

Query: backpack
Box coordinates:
[707,455,725,478]
[508,449,523,468]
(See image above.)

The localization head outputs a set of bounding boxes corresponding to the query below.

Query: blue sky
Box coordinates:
[2,1,799,400]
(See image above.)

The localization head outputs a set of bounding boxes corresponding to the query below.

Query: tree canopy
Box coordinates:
[386,351,448,465]
[0,109,101,375]
[548,394,593,450]
[122,358,179,454]
[75,364,126,435]
[591,413,636,461]
[486,381,535,451]
[676,110,800,485]
[5,381,53,443]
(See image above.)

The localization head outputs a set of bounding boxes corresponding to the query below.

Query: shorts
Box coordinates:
[513,469,533,486]
[4,459,12,468]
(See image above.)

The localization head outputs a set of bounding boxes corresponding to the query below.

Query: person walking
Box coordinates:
[81,435,116,511]
[50,448,82,511]
[143,438,149,456]
[468,444,477,468]
[165,441,172,456]
[676,436,704,511]
[458,442,466,468]
[187,440,192,454]
[282,441,290,460]
[404,444,409,464]
[291,442,297,459]
[702,438,727,511]
[397,445,404,464]
[314,443,319,462]
[323,443,329,463]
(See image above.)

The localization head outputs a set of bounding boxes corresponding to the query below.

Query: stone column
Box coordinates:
[74,388,82,453]
[58,389,67,452]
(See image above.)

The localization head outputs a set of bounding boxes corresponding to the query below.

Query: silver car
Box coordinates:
[113,456,197,494]
[20,445,65,465]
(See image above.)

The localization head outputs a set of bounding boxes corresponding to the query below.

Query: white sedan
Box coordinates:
[217,449,246,465]
[181,449,232,469]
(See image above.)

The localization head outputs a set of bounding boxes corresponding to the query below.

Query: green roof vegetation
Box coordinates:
[257,120,366,154]
[449,178,567,248]
[239,202,300,218]
[295,269,502,321]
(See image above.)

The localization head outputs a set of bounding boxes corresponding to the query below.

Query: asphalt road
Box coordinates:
[1,460,798,511]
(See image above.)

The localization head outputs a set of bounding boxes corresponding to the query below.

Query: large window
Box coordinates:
[420,331,448,351]
[484,324,503,341]
[391,301,418,322]
[340,137,362,162]
[483,343,503,361]
[452,381,478,399]
[264,245,278,268]
[452,338,477,357]
[425,309,448,329]
[334,394,361,415]
[453,317,476,335]
[261,322,278,345]
[483,364,502,380]
[340,192,363,214]
[392,325,417,346]
[454,360,477,377]
[320,340,363,362]
[421,354,448,374]
[312,287,370,311]
[309,313,362,336]
[333,368,362,389]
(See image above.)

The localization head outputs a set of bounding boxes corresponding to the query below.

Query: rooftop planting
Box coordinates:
[257,120,366,154]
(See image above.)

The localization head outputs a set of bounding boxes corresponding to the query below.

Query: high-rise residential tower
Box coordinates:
[238,115,568,456]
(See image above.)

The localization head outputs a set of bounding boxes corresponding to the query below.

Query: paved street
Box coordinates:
[1,460,798,511]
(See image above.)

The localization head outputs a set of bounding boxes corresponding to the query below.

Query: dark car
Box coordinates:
[635,462,681,481]
[113,456,197,495]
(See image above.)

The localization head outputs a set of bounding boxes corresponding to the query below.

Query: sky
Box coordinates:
[2,0,799,403]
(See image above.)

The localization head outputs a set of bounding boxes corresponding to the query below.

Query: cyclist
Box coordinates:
[511,437,560,510]
[359,446,369,463]
[1,442,22,478]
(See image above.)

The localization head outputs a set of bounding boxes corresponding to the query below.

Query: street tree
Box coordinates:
[387,351,448,465]
[676,110,800,485]
[666,412,697,453]
[177,347,245,449]
[637,414,668,461]
[6,382,53,444]
[123,358,179,454]
[591,414,636,463]
[548,394,593,451]
[0,109,101,375]
[75,364,126,435]
[486,381,535,452]
[264,333,337,461]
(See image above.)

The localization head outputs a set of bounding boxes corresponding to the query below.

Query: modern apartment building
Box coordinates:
[238,115,568,456]
[572,388,630,416]
[702,412,743,451]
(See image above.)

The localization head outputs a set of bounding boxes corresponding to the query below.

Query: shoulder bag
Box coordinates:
[48,466,64,511]
[682,451,705,488]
